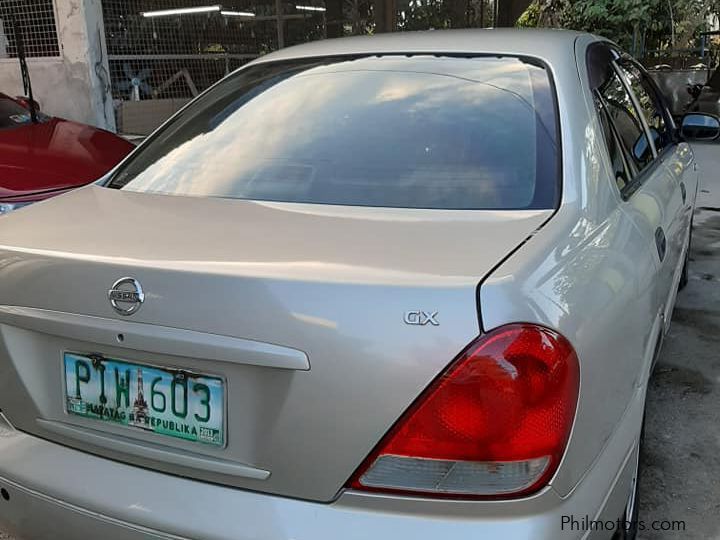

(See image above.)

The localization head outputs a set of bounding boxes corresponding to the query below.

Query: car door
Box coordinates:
[589,43,684,337]
[615,57,692,328]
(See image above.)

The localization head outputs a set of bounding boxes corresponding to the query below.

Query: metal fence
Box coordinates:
[642,49,718,70]
[640,33,720,70]
[100,0,499,133]
[102,1,330,97]
[102,0,330,132]
[0,0,60,59]
[105,2,257,102]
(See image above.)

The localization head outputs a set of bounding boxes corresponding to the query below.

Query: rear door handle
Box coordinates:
[655,227,667,262]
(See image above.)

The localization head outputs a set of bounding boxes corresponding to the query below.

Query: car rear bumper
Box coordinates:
[0,412,636,540]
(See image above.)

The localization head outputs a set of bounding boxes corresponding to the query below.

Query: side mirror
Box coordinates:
[681,113,720,141]
[632,131,653,162]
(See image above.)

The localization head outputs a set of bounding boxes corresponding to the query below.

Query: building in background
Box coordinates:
[103,0,501,134]
[0,0,115,131]
[0,0,508,134]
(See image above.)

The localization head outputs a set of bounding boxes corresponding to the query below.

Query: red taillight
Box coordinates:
[348,324,579,498]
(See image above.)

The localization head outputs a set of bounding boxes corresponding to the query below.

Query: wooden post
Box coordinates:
[326,0,344,38]
[449,0,466,28]
[276,0,284,48]
[375,0,396,33]
[496,0,532,27]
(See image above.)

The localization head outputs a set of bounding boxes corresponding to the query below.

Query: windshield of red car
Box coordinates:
[0,97,47,130]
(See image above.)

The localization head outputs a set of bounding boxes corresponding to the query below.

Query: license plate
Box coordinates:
[63,352,224,446]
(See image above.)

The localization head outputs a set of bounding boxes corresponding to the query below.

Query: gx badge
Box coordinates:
[403,311,439,326]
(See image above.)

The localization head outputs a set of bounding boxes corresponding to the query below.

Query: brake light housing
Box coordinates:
[348,324,580,498]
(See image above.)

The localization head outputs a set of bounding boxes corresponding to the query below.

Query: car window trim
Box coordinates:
[619,152,667,200]
[618,56,678,151]
[612,92,678,201]
[616,56,680,173]
[608,79,669,200]
[586,41,667,200]
[597,91,658,202]
[626,57,678,138]
[586,42,637,195]
[593,90,635,191]
[611,59,659,161]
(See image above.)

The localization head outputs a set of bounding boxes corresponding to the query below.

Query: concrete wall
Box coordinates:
[0,0,114,131]
[649,70,710,117]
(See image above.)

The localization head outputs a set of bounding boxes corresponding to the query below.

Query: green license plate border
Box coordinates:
[62,351,227,448]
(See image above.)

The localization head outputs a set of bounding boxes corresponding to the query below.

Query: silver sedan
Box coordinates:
[0,29,717,540]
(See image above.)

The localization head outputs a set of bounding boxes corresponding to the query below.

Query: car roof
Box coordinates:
[252,28,594,66]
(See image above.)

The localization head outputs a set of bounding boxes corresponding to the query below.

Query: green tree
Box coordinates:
[396,0,495,30]
[519,0,720,56]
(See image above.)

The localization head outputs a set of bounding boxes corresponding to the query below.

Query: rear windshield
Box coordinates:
[107,55,560,210]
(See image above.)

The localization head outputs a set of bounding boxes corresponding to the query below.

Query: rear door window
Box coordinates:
[595,67,654,171]
[616,60,672,154]
[107,55,560,210]
[587,42,658,185]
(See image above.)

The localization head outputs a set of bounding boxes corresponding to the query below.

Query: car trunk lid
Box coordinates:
[0,186,551,501]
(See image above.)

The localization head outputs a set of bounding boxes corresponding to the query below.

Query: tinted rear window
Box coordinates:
[107,55,560,210]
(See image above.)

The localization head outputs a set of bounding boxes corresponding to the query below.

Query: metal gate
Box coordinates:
[100,0,499,134]
[0,0,60,59]
[102,0,328,134]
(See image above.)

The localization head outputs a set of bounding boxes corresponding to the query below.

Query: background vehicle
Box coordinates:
[0,92,133,214]
[0,29,715,540]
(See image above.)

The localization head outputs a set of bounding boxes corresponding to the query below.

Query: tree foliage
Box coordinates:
[519,0,720,55]
[396,0,495,31]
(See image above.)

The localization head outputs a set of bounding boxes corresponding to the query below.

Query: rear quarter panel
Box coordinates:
[479,35,660,497]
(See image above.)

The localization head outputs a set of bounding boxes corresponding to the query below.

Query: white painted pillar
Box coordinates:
[55,0,115,131]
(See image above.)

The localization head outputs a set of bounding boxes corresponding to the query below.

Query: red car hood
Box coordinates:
[0,117,133,200]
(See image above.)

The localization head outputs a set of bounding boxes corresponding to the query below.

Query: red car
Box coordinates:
[0,93,134,214]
